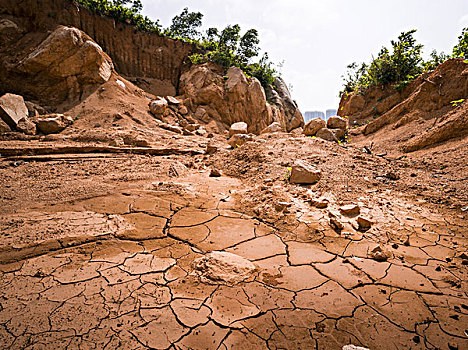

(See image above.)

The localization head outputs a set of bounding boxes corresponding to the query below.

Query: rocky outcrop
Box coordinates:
[180,64,304,134]
[35,114,73,134]
[1,23,114,105]
[267,77,304,132]
[338,59,468,152]
[0,0,193,97]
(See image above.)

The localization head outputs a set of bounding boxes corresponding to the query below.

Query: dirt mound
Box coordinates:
[339,59,468,154]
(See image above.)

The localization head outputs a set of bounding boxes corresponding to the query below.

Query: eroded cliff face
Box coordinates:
[338,59,468,153]
[0,0,304,134]
[0,0,194,96]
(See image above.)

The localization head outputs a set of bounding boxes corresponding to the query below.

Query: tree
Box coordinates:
[167,8,203,40]
[238,29,260,64]
[453,27,468,59]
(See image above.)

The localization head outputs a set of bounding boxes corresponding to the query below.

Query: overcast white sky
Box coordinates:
[141,0,468,113]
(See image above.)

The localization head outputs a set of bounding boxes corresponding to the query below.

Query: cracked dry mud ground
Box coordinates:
[0,135,467,349]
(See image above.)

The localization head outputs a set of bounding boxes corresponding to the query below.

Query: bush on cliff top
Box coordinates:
[73,0,277,89]
[342,28,467,95]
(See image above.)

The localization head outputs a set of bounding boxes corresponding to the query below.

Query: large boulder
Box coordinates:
[17,26,113,84]
[35,114,73,134]
[0,93,28,129]
[303,118,326,136]
[3,26,114,105]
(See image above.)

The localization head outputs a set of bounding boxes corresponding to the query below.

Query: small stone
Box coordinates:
[342,345,370,350]
[357,216,373,230]
[369,245,391,262]
[166,96,181,105]
[178,105,188,115]
[228,133,254,148]
[35,114,73,134]
[168,161,188,177]
[229,122,248,137]
[209,168,222,177]
[310,197,328,208]
[339,204,360,216]
[261,121,282,134]
[329,212,344,231]
[290,160,321,184]
[205,143,218,154]
[149,98,168,117]
[386,170,400,180]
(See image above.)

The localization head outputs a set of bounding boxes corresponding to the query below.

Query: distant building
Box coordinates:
[326,109,337,119]
[304,111,325,122]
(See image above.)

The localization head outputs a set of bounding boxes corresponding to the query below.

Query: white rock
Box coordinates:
[229,121,248,137]
[261,122,283,134]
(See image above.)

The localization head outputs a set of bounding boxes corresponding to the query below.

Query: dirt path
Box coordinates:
[0,137,467,349]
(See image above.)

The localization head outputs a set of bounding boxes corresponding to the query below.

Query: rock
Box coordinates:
[342,345,370,350]
[205,143,218,155]
[0,118,11,133]
[109,137,124,146]
[185,123,199,132]
[149,98,168,117]
[16,117,36,135]
[310,197,329,208]
[329,213,344,231]
[179,105,188,115]
[340,204,360,216]
[25,101,48,117]
[0,93,28,129]
[331,128,346,140]
[261,122,283,134]
[316,128,339,142]
[229,122,248,137]
[180,63,301,134]
[385,170,400,180]
[303,118,326,136]
[290,127,304,136]
[18,26,113,85]
[196,127,207,136]
[193,251,257,285]
[327,116,347,130]
[209,168,222,177]
[166,96,181,105]
[357,216,373,230]
[290,160,321,184]
[228,134,254,148]
[168,161,188,177]
[0,18,23,46]
[35,114,73,134]
[369,246,391,262]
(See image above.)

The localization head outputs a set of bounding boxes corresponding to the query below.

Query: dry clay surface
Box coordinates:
[0,134,467,349]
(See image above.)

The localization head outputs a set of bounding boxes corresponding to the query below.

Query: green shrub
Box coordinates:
[453,27,468,59]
